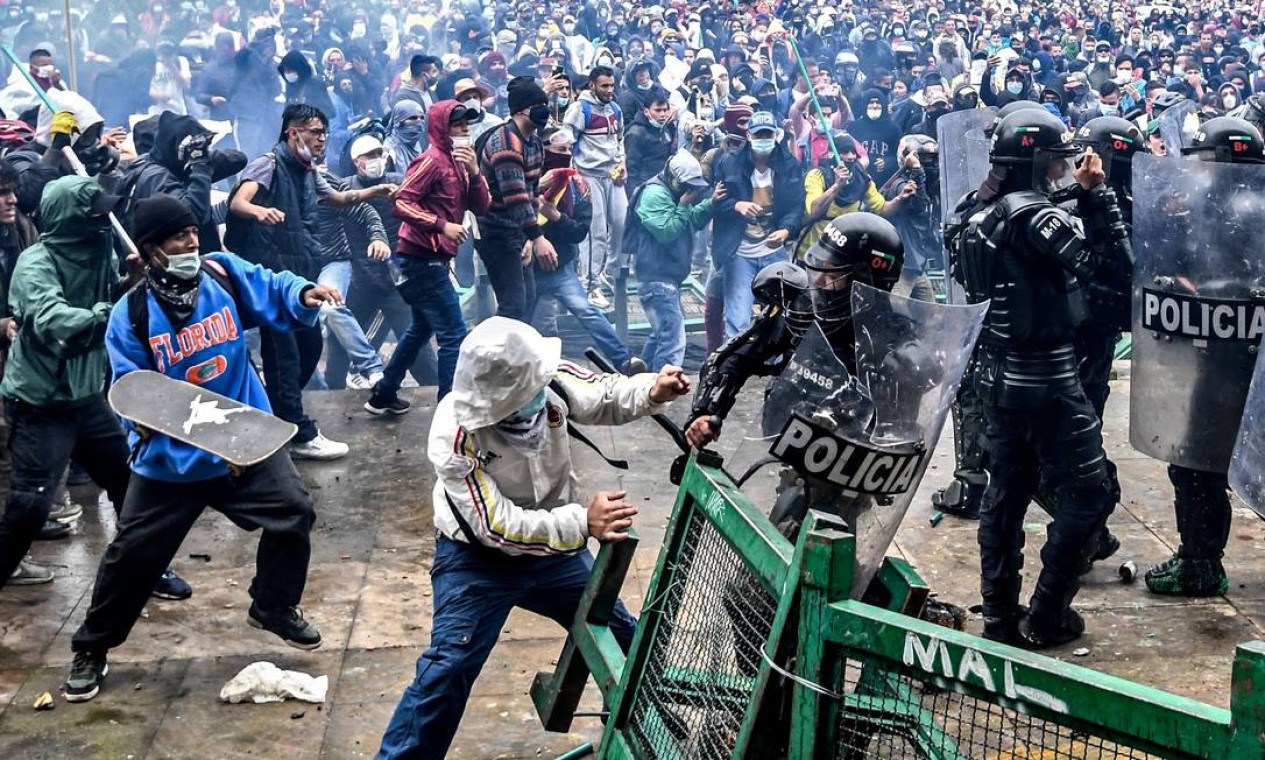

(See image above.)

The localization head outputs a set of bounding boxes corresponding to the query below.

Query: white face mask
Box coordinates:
[451,135,472,149]
[359,157,386,179]
[462,98,483,114]
[165,252,201,280]
[284,71,300,83]
[1099,102,1119,116]
[563,22,575,34]
[36,64,55,78]
[867,106,883,119]
[1224,94,1238,109]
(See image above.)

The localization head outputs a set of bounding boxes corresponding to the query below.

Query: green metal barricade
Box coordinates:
[533,455,1265,759]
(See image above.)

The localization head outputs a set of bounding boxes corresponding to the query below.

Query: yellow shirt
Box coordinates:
[795,168,887,259]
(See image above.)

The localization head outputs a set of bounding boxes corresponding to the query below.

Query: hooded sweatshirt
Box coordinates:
[384,99,429,172]
[848,89,902,185]
[278,49,335,118]
[119,112,221,251]
[0,177,120,406]
[393,100,492,259]
[429,318,667,555]
[563,89,624,175]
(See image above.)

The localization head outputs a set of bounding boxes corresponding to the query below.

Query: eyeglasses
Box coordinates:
[297,127,328,139]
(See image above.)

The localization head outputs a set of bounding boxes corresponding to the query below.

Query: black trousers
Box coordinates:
[977,389,1113,623]
[259,324,323,444]
[0,395,130,586]
[71,452,316,653]
[477,223,535,322]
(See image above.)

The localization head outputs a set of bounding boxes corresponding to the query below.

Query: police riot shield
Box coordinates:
[763,284,988,597]
[937,108,995,222]
[1158,100,1200,156]
[1230,354,1265,519]
[1130,153,1265,472]
[937,108,994,304]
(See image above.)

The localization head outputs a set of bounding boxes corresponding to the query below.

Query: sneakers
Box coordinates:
[587,290,611,310]
[1144,554,1229,597]
[365,389,411,416]
[621,357,648,375]
[36,519,72,541]
[248,602,323,650]
[346,370,385,390]
[49,491,84,523]
[9,559,54,585]
[64,651,108,702]
[290,432,350,460]
[151,569,193,601]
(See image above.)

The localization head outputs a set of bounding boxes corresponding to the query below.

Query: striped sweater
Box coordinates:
[477,120,545,239]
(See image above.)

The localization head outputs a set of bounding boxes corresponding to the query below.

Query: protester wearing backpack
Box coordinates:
[63,194,342,704]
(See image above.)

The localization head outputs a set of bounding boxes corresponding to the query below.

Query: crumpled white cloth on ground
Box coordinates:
[219,661,329,704]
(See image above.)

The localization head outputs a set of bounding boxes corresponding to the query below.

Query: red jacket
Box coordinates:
[394,100,492,259]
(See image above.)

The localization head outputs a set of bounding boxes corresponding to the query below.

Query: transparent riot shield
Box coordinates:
[937,108,996,221]
[1157,100,1200,156]
[937,108,994,304]
[764,284,988,596]
[1230,351,1265,519]
[1130,153,1265,472]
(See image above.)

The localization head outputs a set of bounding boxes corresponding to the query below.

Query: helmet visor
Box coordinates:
[1032,146,1080,194]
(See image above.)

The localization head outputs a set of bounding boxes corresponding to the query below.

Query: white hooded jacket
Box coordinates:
[430,318,668,556]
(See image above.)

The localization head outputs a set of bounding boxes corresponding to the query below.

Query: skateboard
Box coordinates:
[108,370,297,467]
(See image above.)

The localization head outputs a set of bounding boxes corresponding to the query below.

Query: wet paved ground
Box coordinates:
[1,368,1263,758]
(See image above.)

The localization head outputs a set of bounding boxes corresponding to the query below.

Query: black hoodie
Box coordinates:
[279,50,336,118]
[848,89,902,185]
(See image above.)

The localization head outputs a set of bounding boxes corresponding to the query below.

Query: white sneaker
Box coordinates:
[10,559,54,585]
[346,373,372,390]
[290,432,350,461]
[367,370,384,386]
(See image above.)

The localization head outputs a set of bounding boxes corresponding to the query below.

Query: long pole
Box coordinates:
[62,0,79,92]
[786,33,843,166]
[0,44,138,259]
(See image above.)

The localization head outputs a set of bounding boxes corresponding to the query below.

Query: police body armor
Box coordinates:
[1132,153,1265,473]
[950,190,1092,407]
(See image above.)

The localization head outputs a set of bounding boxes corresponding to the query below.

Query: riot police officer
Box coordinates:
[1138,117,1265,596]
[1030,116,1144,570]
[685,213,904,451]
[948,109,1119,649]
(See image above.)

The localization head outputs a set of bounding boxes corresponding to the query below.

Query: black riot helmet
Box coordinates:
[990,108,1080,193]
[1073,116,1145,189]
[803,213,904,335]
[751,261,814,336]
[1182,116,1265,164]
[984,99,1044,138]
[1150,90,1188,117]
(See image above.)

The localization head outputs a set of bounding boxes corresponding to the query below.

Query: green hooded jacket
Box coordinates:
[0,176,120,407]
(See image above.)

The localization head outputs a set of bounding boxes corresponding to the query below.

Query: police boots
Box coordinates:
[931,473,988,519]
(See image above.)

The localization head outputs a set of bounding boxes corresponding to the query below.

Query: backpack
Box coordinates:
[126,256,253,370]
[573,99,623,157]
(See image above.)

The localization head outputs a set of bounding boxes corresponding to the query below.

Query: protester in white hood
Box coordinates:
[377,316,690,758]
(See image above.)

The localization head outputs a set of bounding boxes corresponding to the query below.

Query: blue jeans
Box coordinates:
[639,280,686,371]
[375,536,638,760]
[723,249,789,339]
[376,257,467,401]
[531,262,631,368]
[319,261,385,377]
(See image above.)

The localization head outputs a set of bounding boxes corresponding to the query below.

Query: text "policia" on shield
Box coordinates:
[1142,288,1265,342]
[771,413,926,496]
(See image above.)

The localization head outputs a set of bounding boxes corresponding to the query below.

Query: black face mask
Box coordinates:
[543,150,570,171]
[529,104,552,129]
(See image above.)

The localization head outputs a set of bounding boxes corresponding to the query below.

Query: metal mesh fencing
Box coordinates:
[624,508,780,759]
[833,657,1173,760]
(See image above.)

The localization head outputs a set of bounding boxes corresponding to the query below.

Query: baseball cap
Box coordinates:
[748,111,780,136]
[349,135,384,159]
[666,150,708,189]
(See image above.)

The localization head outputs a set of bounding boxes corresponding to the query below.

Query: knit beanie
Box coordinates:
[133,194,198,251]
[723,102,755,136]
[507,76,549,114]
